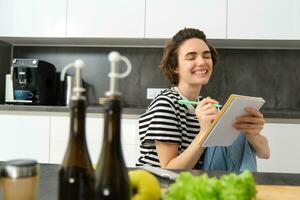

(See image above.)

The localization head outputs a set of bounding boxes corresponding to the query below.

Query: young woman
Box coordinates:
[137,28,270,170]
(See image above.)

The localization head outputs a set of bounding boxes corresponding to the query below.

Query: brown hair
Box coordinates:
[160,28,218,85]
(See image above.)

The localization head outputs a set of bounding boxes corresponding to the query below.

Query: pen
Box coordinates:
[177,100,222,110]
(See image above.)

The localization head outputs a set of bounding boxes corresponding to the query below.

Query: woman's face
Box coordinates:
[175,38,213,88]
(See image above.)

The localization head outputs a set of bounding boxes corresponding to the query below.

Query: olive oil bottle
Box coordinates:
[95,52,132,200]
[58,60,97,200]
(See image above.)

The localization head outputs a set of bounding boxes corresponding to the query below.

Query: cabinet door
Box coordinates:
[49,116,69,164]
[121,118,139,167]
[0,0,66,37]
[86,116,103,164]
[257,123,300,174]
[67,0,145,38]
[49,115,103,165]
[0,114,50,163]
[228,0,300,39]
[145,0,227,39]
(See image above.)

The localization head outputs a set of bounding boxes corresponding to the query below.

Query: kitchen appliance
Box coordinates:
[55,75,75,106]
[5,59,57,105]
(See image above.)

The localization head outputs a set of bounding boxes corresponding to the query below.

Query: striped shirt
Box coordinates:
[136,87,205,169]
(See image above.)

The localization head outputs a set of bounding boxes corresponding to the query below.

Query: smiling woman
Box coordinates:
[136,28,270,171]
[175,38,213,87]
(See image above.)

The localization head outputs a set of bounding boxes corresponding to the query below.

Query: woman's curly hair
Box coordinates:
[160,28,218,85]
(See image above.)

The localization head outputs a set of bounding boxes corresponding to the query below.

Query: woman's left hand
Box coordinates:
[233,107,265,138]
[233,107,270,159]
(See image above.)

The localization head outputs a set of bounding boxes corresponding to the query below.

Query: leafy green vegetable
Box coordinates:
[162,170,256,200]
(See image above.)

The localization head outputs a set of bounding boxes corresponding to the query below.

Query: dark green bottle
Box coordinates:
[58,60,97,200]
[95,51,132,200]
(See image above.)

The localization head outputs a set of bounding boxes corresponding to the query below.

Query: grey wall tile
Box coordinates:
[10,47,300,111]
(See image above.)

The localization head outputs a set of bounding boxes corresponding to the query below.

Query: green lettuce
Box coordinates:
[162,170,256,200]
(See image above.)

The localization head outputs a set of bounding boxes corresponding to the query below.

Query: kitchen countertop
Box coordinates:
[0,104,146,115]
[1,104,300,119]
[1,164,300,200]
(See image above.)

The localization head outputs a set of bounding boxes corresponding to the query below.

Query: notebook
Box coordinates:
[199,94,265,147]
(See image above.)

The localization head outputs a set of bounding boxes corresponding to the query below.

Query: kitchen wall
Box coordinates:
[13,47,168,107]
[4,46,300,112]
[0,41,12,103]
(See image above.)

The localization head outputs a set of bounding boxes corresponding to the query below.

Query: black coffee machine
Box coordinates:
[5,59,59,105]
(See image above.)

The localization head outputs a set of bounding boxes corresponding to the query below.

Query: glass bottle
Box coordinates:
[95,51,132,200]
[58,60,97,200]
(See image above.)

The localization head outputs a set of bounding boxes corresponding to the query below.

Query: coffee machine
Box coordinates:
[5,59,58,105]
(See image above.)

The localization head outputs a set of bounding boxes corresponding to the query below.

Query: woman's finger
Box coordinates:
[198,103,217,111]
[201,114,218,122]
[201,107,218,115]
[233,123,264,130]
[239,129,260,136]
[198,97,219,108]
[196,106,218,118]
[244,107,264,118]
[235,116,265,124]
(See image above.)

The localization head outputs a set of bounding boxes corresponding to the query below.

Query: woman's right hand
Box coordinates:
[195,97,219,132]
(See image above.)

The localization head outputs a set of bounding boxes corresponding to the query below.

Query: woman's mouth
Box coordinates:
[193,69,208,75]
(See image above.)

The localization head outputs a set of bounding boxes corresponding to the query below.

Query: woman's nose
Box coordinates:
[196,56,205,66]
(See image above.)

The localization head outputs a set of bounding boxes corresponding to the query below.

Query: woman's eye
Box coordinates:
[186,55,196,60]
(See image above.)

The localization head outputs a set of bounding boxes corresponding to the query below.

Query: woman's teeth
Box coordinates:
[194,69,207,75]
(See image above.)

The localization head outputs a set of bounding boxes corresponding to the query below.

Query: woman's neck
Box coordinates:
[176,83,202,101]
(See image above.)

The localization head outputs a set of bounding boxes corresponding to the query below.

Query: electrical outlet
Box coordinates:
[147,88,167,99]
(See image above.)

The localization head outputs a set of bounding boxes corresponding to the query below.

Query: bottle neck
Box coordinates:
[102,97,122,148]
[69,99,86,140]
[62,99,92,168]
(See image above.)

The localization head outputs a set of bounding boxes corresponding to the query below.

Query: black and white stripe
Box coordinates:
[136,87,202,168]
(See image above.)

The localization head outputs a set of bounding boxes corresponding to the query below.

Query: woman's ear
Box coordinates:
[173,66,179,74]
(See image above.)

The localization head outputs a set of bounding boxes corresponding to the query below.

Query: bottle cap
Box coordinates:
[105,51,132,97]
[2,159,39,179]
[60,59,86,100]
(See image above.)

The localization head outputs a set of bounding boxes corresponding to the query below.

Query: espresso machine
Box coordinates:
[5,59,58,105]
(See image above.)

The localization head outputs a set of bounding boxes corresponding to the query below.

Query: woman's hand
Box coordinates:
[195,97,219,132]
[233,107,265,138]
[233,107,270,159]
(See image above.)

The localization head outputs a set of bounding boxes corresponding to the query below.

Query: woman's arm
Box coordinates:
[245,134,270,159]
[233,107,270,159]
[155,97,219,169]
[155,132,205,169]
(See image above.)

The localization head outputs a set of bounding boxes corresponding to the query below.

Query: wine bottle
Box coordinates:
[95,52,132,200]
[58,60,97,200]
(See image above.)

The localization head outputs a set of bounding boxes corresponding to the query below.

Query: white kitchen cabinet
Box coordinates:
[86,116,104,164]
[257,123,300,174]
[3,110,300,173]
[0,114,50,163]
[145,0,227,39]
[228,0,300,40]
[66,0,145,38]
[0,0,67,37]
[49,115,103,165]
[49,115,140,167]
[49,116,70,164]
[121,118,140,167]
